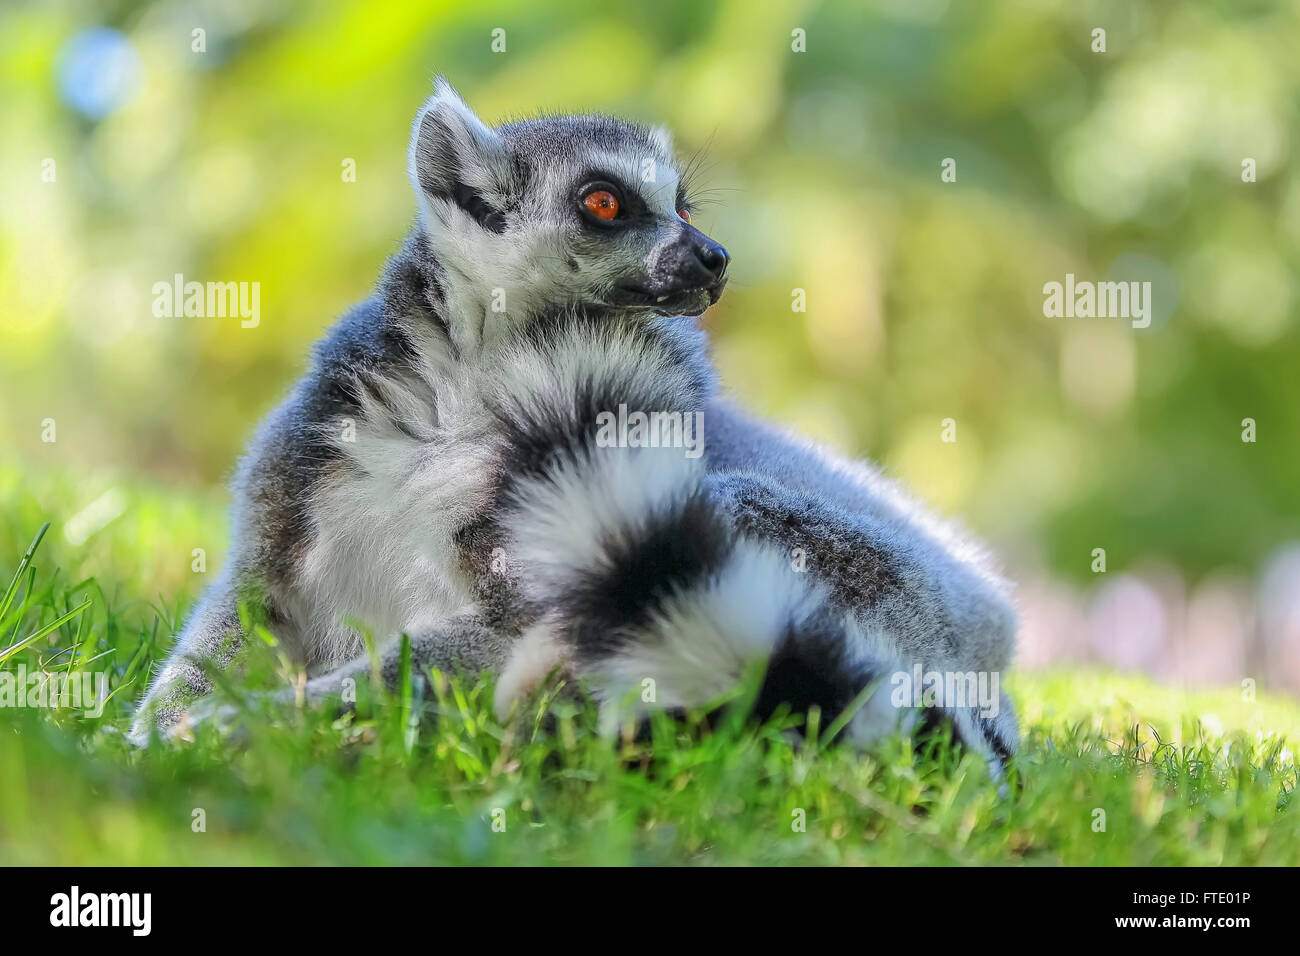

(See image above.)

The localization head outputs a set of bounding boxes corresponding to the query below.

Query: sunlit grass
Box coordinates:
[1,467,1296,865]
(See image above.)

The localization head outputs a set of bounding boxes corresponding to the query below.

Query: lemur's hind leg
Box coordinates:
[707,471,1021,769]
[706,471,1018,675]
[128,587,247,745]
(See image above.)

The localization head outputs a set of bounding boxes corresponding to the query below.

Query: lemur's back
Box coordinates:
[131,81,1019,779]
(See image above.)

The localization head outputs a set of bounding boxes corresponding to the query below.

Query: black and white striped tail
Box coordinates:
[489,318,1016,780]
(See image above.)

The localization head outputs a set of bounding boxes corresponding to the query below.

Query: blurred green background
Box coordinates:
[1,0,1298,692]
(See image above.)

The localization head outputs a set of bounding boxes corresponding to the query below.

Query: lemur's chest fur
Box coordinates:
[290,328,509,667]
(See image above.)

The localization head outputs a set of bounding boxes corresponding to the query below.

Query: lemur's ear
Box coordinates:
[408,78,511,232]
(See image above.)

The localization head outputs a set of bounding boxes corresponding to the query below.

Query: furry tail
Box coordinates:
[500,439,1018,779]
[487,319,1016,777]
[504,443,847,707]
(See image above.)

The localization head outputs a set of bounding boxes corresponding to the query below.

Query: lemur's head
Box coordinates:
[407,79,728,344]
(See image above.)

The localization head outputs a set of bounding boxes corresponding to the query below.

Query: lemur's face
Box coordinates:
[408,81,728,337]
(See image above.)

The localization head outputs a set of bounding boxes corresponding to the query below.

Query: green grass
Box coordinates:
[1,463,1297,865]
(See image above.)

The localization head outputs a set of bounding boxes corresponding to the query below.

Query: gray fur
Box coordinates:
[131,81,1018,775]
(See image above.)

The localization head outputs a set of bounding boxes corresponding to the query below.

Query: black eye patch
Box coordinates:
[574,172,652,222]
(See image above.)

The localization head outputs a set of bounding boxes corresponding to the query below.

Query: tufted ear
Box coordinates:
[407,78,512,232]
[647,124,674,159]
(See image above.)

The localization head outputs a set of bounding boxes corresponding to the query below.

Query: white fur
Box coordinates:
[493,619,568,720]
[294,320,501,666]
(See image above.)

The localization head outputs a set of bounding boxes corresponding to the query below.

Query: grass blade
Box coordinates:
[0,522,49,624]
[0,598,93,665]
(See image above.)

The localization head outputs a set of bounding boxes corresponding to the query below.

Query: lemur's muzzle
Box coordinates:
[655,225,729,289]
[617,223,730,316]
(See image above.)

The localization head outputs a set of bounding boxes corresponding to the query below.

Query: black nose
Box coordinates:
[693,240,729,281]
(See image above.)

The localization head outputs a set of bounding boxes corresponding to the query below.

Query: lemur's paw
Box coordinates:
[126,708,192,747]
[128,657,218,745]
[127,697,243,747]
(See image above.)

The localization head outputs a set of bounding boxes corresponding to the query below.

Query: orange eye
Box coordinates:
[583,189,619,220]
[678,208,692,224]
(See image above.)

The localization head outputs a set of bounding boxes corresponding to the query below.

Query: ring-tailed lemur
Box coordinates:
[130,80,1020,777]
